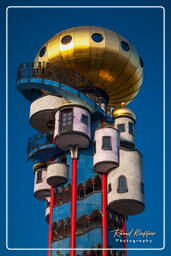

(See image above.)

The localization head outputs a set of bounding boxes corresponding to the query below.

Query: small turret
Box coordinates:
[113,107,136,149]
[54,103,91,150]
[33,162,50,200]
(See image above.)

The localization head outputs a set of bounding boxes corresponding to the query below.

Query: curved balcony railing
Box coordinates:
[27,132,59,161]
[17,62,108,106]
[17,62,91,89]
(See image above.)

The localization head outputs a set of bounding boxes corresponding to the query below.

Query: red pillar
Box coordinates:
[48,186,54,256]
[123,218,127,256]
[102,173,107,256]
[70,158,77,256]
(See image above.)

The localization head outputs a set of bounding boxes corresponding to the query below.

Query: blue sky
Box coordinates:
[1,1,171,256]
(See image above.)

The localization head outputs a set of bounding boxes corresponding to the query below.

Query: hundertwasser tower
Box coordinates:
[17,26,145,256]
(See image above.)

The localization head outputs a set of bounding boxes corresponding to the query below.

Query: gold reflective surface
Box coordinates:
[112,107,136,120]
[35,26,143,107]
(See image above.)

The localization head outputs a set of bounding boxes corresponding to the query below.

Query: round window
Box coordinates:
[121,41,130,51]
[91,33,103,43]
[61,35,72,45]
[139,56,144,67]
[39,46,46,57]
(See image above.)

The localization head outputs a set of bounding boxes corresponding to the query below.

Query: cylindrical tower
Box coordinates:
[30,95,68,133]
[17,25,145,256]
[33,162,50,200]
[113,107,136,149]
[107,148,145,216]
[93,127,120,173]
[47,160,68,187]
[54,103,91,151]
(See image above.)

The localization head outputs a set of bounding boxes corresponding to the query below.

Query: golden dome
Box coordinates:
[112,107,136,120]
[35,26,143,107]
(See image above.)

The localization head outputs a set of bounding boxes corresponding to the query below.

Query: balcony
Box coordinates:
[27,132,62,161]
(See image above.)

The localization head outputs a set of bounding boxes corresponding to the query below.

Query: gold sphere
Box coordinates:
[35,26,143,107]
[112,107,136,120]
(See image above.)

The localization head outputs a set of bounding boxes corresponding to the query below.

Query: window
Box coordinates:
[108,183,112,193]
[80,190,84,199]
[117,176,128,193]
[59,108,73,132]
[61,35,72,45]
[93,141,96,154]
[36,170,42,184]
[39,46,46,57]
[139,56,144,68]
[81,114,88,125]
[102,136,112,150]
[141,182,144,194]
[129,122,134,135]
[117,124,125,133]
[121,41,130,51]
[94,175,101,191]
[91,33,103,43]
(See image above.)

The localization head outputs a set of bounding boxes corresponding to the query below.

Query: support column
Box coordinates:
[48,186,54,256]
[70,146,78,256]
[102,173,107,256]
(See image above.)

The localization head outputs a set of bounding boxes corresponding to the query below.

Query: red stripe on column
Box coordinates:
[70,159,77,256]
[102,173,107,256]
[48,186,54,256]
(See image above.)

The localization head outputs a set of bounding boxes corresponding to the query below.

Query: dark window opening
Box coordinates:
[94,176,101,191]
[86,186,93,195]
[102,136,112,150]
[93,141,96,154]
[59,154,67,164]
[36,170,42,184]
[51,222,58,240]
[85,179,93,195]
[117,124,125,133]
[129,122,134,135]
[117,176,128,193]
[47,119,55,130]
[141,182,144,194]
[121,41,130,52]
[80,190,84,198]
[81,114,88,125]
[91,33,103,43]
[108,183,112,193]
[140,57,144,68]
[59,108,73,133]
[58,220,64,238]
[61,35,72,45]
[39,46,46,57]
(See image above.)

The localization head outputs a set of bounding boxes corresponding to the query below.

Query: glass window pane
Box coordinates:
[129,122,134,135]
[141,182,144,194]
[117,176,128,193]
[102,136,112,150]
[59,108,73,132]
[117,124,125,133]
[81,114,88,125]
[36,170,42,184]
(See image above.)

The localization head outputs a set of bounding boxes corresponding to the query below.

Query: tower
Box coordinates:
[17,26,145,256]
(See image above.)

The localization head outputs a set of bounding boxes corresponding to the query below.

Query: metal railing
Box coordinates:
[17,62,91,89]
[17,62,108,107]
[27,132,54,160]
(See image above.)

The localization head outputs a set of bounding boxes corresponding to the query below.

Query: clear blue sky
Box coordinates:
[1,1,170,256]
